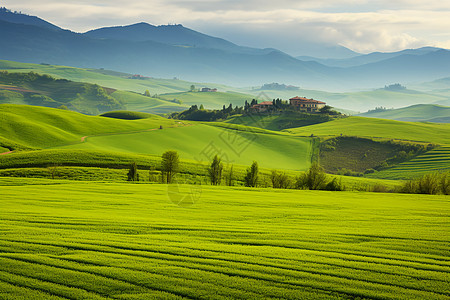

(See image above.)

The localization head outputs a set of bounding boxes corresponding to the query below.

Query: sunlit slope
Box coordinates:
[54,124,313,170]
[0,180,448,299]
[285,116,450,145]
[0,104,177,150]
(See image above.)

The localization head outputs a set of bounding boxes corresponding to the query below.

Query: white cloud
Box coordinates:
[3,0,449,54]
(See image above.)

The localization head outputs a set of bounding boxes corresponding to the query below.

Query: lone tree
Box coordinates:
[127,162,139,181]
[161,150,179,183]
[208,155,223,185]
[190,85,196,92]
[244,161,259,187]
[144,90,151,97]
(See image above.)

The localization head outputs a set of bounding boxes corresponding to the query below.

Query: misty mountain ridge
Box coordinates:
[0,8,449,90]
[0,7,60,31]
[297,47,446,67]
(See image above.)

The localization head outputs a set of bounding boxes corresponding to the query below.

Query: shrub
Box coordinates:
[270,170,291,189]
[324,178,344,191]
[297,163,328,190]
[400,171,449,195]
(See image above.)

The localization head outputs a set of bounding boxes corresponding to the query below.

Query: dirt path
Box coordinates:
[0,150,13,155]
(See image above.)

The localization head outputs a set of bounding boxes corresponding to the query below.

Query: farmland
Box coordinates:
[0,178,449,299]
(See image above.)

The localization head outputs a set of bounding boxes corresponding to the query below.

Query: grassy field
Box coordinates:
[286,116,450,145]
[0,178,449,299]
[52,124,313,171]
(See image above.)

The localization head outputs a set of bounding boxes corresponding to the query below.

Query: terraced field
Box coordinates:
[367,146,450,180]
[0,178,449,299]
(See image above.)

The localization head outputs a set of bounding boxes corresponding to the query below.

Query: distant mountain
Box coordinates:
[357,104,450,123]
[0,9,449,90]
[84,23,275,55]
[0,7,60,30]
[0,19,340,87]
[345,49,450,86]
[297,47,444,68]
[294,45,360,60]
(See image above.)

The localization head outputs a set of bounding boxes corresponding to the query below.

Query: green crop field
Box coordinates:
[0,178,449,299]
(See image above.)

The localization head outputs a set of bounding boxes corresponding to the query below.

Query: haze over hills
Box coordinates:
[357,104,450,123]
[296,47,445,68]
[0,8,449,91]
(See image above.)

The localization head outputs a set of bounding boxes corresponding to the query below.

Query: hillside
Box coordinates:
[358,104,450,123]
[0,104,313,171]
[285,116,450,145]
[0,104,177,150]
[0,71,125,115]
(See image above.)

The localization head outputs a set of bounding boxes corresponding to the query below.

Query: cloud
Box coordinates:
[3,0,449,55]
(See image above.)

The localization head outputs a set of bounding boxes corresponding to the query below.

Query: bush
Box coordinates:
[296,163,327,190]
[401,171,449,195]
[270,170,291,189]
[324,178,344,191]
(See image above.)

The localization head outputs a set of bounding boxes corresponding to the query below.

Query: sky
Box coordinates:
[3,0,450,56]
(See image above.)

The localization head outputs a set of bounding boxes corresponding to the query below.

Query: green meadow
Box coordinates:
[53,124,313,170]
[0,179,449,299]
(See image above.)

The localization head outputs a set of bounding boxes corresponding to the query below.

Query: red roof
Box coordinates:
[289,96,326,104]
[256,101,273,105]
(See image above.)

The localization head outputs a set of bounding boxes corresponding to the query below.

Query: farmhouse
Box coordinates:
[251,101,273,112]
[201,87,218,92]
[289,96,326,112]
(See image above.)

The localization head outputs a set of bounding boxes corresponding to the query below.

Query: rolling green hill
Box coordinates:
[0,71,125,115]
[286,116,450,145]
[358,104,450,123]
[53,124,313,171]
[0,104,177,150]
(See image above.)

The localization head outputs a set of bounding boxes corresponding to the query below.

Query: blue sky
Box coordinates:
[4,0,450,55]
